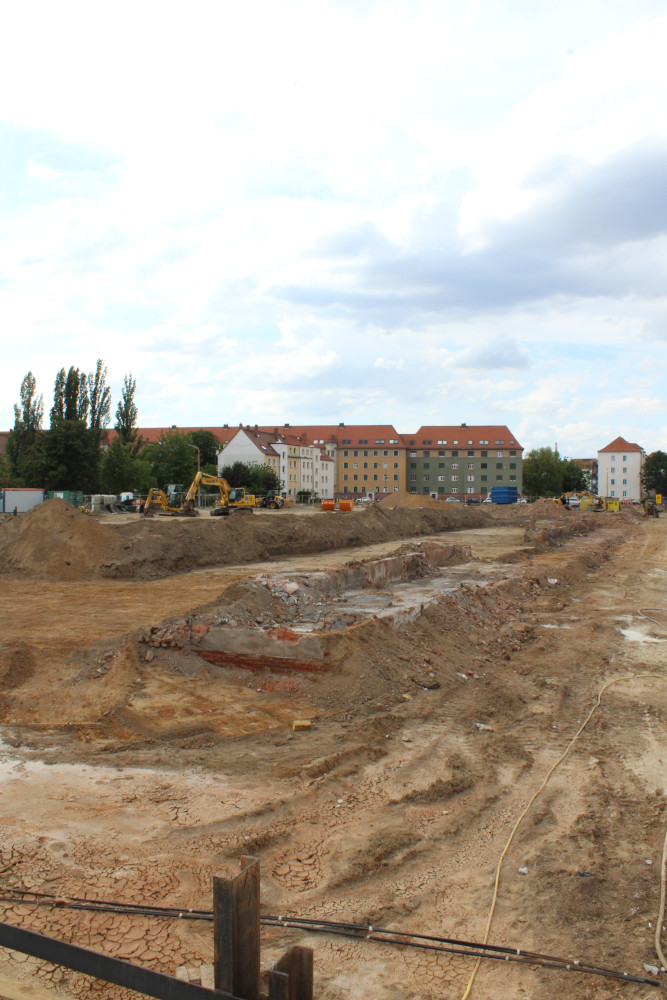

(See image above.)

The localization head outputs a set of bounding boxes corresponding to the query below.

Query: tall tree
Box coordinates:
[6,372,43,479]
[522,446,563,496]
[188,430,220,472]
[100,439,152,494]
[50,368,66,424]
[642,451,667,497]
[88,359,111,433]
[115,374,139,447]
[561,459,587,492]
[219,461,280,495]
[141,430,199,487]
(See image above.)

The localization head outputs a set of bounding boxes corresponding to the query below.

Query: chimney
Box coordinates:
[461,422,466,428]
[274,427,278,436]
[223,423,228,429]
[254,424,258,431]
[339,422,344,427]
[284,422,290,428]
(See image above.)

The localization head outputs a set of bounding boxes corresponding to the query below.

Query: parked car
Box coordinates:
[445,497,461,503]
[482,496,493,503]
[465,498,481,505]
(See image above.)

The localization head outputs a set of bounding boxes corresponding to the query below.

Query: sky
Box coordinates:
[2,0,667,457]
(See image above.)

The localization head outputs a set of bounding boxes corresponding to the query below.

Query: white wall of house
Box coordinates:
[597,445,644,501]
[217,430,265,471]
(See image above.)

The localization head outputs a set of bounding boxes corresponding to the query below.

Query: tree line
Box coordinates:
[1,365,280,497]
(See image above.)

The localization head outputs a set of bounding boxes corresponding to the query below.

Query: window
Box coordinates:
[363,462,368,469]
[409,451,416,458]
[343,474,348,481]
[423,462,430,468]
[481,462,487,469]
[393,462,398,468]
[437,440,447,445]
[393,474,398,481]
[496,462,503,469]
[481,486,487,494]
[452,450,458,457]
[611,466,615,473]
[610,478,615,485]
[496,475,503,481]
[611,490,615,497]
[467,475,474,482]
[468,463,474,470]
[509,462,516,469]
[481,475,487,482]
[409,474,417,482]
[438,475,446,482]
[451,475,458,482]
[467,487,475,494]
[623,478,627,485]
[353,474,358,481]
[363,474,368,481]
[423,451,430,457]
[353,462,358,469]
[343,462,348,468]
[495,439,505,445]
[363,450,368,456]
[622,455,627,461]
[423,475,430,481]
[623,467,627,473]
[384,451,388,456]
[423,439,432,445]
[481,450,487,457]
[496,451,503,458]
[451,487,459,493]
[468,450,474,457]
[623,490,627,497]
[510,451,516,457]
[509,475,516,481]
[410,462,416,469]
[611,455,615,461]
[373,462,378,469]
[438,486,445,494]
[375,439,385,444]
[373,475,378,481]
[479,440,489,445]
[438,462,444,468]
[343,450,348,457]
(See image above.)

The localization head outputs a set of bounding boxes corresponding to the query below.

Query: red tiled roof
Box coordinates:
[598,436,644,453]
[107,427,238,447]
[259,425,404,447]
[405,426,522,449]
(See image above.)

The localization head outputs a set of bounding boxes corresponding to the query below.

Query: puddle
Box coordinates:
[620,628,666,644]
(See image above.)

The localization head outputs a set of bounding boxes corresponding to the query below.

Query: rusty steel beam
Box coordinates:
[268,947,313,1000]
[0,919,239,1000]
[213,856,260,1000]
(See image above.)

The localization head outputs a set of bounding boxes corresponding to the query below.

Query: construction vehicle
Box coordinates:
[143,484,197,517]
[257,490,286,509]
[180,472,257,516]
[643,498,660,518]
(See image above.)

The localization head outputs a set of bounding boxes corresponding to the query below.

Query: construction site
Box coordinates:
[2,495,667,1000]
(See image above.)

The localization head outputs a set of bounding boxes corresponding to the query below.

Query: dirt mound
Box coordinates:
[378,491,444,510]
[529,498,572,518]
[0,499,120,579]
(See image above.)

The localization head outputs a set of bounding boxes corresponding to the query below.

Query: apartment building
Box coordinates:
[597,436,645,501]
[403,424,523,498]
[219,426,334,499]
[260,424,407,496]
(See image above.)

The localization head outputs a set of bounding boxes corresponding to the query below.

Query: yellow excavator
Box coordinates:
[143,483,195,517]
[144,473,285,517]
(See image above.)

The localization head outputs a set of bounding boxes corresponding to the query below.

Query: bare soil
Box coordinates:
[1,499,667,1000]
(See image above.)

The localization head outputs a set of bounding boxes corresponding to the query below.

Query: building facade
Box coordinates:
[403,424,523,498]
[597,436,645,501]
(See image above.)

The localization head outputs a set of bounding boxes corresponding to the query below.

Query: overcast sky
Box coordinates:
[2,0,667,457]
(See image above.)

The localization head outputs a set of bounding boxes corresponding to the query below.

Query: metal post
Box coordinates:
[213,856,260,1000]
[268,947,313,1000]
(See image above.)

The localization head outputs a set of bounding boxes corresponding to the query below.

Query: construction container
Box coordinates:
[490,486,518,505]
[604,498,620,512]
[321,498,335,511]
[338,499,353,512]
[47,490,84,508]
[1,488,45,513]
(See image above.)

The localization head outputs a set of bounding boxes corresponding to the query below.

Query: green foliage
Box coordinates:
[141,431,199,488]
[100,439,152,494]
[42,420,100,492]
[187,430,220,471]
[115,374,139,447]
[642,451,667,497]
[523,447,589,497]
[219,461,281,495]
[561,459,587,492]
[88,359,111,433]
[522,447,563,496]
[6,371,43,480]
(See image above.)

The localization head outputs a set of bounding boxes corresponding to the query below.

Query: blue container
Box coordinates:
[491,486,518,505]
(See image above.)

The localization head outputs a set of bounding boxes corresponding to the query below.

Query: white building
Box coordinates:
[597,436,645,501]
[217,426,334,500]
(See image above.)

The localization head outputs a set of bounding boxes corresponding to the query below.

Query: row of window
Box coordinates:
[409,474,517,482]
[410,462,517,470]
[343,474,400,482]
[408,450,517,459]
[343,449,400,457]
[344,462,399,469]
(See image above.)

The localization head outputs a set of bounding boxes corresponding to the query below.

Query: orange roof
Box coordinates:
[404,425,522,449]
[599,436,644,453]
[259,424,404,447]
[106,426,238,447]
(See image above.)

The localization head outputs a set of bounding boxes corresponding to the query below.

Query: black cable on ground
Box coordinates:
[0,889,658,987]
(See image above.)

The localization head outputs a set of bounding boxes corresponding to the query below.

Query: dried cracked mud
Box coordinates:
[1,498,667,1000]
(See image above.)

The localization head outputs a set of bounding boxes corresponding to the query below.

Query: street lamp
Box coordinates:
[186,443,201,509]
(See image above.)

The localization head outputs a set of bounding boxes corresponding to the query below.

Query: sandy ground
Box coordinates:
[1,500,667,999]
